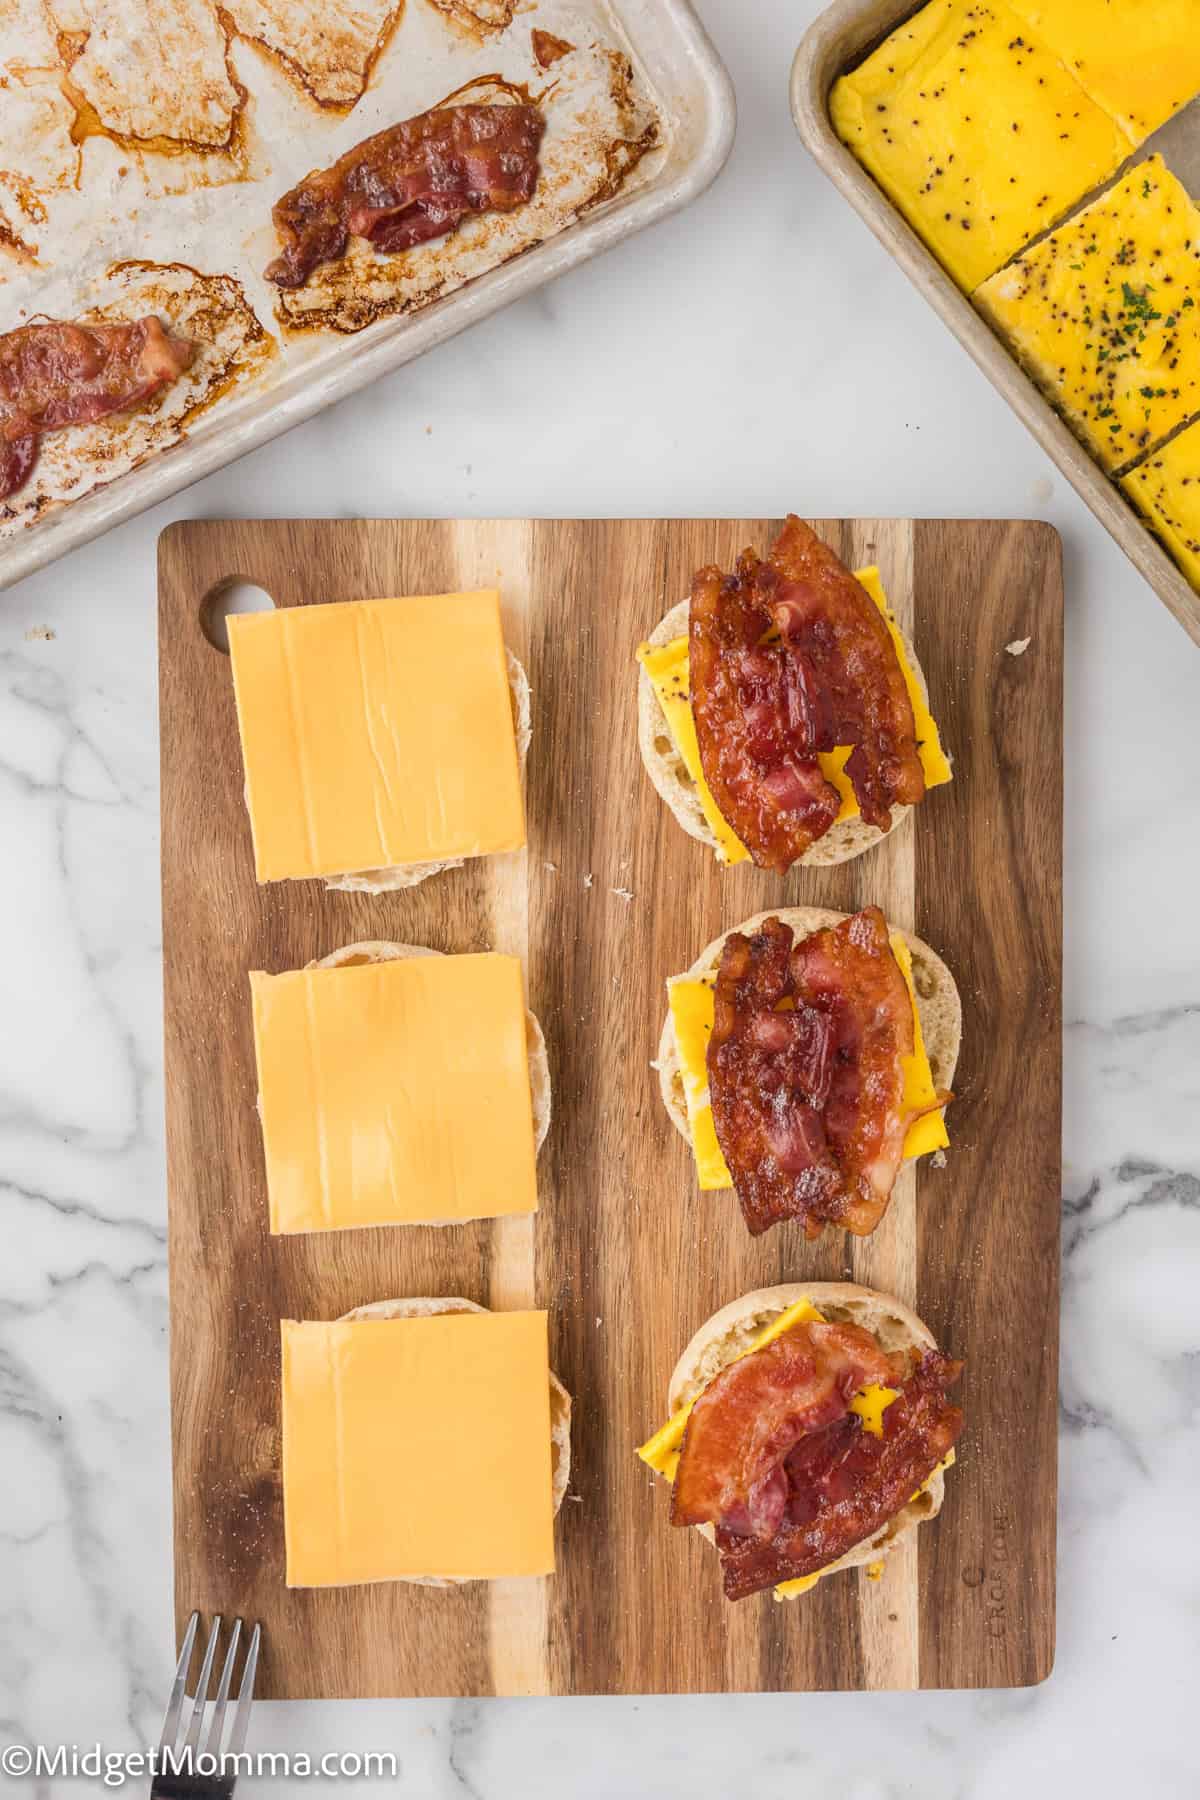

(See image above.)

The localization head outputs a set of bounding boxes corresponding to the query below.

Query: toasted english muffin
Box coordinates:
[667,1282,951,1587]
[655,905,961,1155]
[638,599,937,867]
[327,650,531,894]
[340,1295,572,1589]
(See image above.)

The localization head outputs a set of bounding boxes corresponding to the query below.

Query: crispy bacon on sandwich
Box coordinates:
[657,907,960,1241]
[638,1283,963,1601]
[636,517,951,870]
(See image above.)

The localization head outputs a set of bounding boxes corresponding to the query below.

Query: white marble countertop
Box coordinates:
[2,1,1198,1794]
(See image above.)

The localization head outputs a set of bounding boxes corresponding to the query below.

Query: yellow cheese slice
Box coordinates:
[850,1384,901,1437]
[890,933,951,1160]
[773,1571,824,1599]
[830,0,1132,292]
[637,1300,909,1601]
[637,568,949,860]
[251,952,538,1233]
[635,637,750,863]
[228,590,525,883]
[665,973,729,1192]
[1005,0,1200,143]
[666,926,948,1192]
[1121,420,1200,595]
[282,1310,555,1585]
[976,156,1200,472]
[857,568,952,793]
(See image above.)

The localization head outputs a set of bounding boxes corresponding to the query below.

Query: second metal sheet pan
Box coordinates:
[791,0,1200,646]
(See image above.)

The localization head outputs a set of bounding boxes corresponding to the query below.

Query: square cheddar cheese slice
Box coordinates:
[830,0,1131,293]
[282,1311,556,1585]
[251,953,538,1233]
[228,591,525,883]
[1005,0,1200,143]
[1122,421,1200,593]
[976,157,1200,472]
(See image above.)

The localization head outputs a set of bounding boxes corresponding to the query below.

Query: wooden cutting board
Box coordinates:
[159,517,1061,1697]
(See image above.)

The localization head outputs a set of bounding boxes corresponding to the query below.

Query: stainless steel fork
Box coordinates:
[151,1613,261,1800]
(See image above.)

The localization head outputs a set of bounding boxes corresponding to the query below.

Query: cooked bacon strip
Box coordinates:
[689,515,925,869]
[707,908,920,1239]
[265,103,546,289]
[671,1322,901,1540]
[717,1348,962,1600]
[0,317,195,503]
[0,431,38,505]
[671,1317,962,1601]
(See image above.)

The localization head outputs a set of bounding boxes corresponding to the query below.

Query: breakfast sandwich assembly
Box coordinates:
[210,512,965,1603]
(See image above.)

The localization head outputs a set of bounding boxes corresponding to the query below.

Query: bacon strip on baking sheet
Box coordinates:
[0,317,195,503]
[707,907,930,1239]
[689,515,925,870]
[265,103,546,289]
[671,1319,963,1601]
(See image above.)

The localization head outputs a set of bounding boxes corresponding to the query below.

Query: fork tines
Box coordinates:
[153,1612,260,1798]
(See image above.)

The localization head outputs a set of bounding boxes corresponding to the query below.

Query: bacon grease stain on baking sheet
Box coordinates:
[0,0,668,540]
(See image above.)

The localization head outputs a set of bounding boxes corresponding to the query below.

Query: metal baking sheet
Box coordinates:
[0,0,734,591]
[791,0,1200,646]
